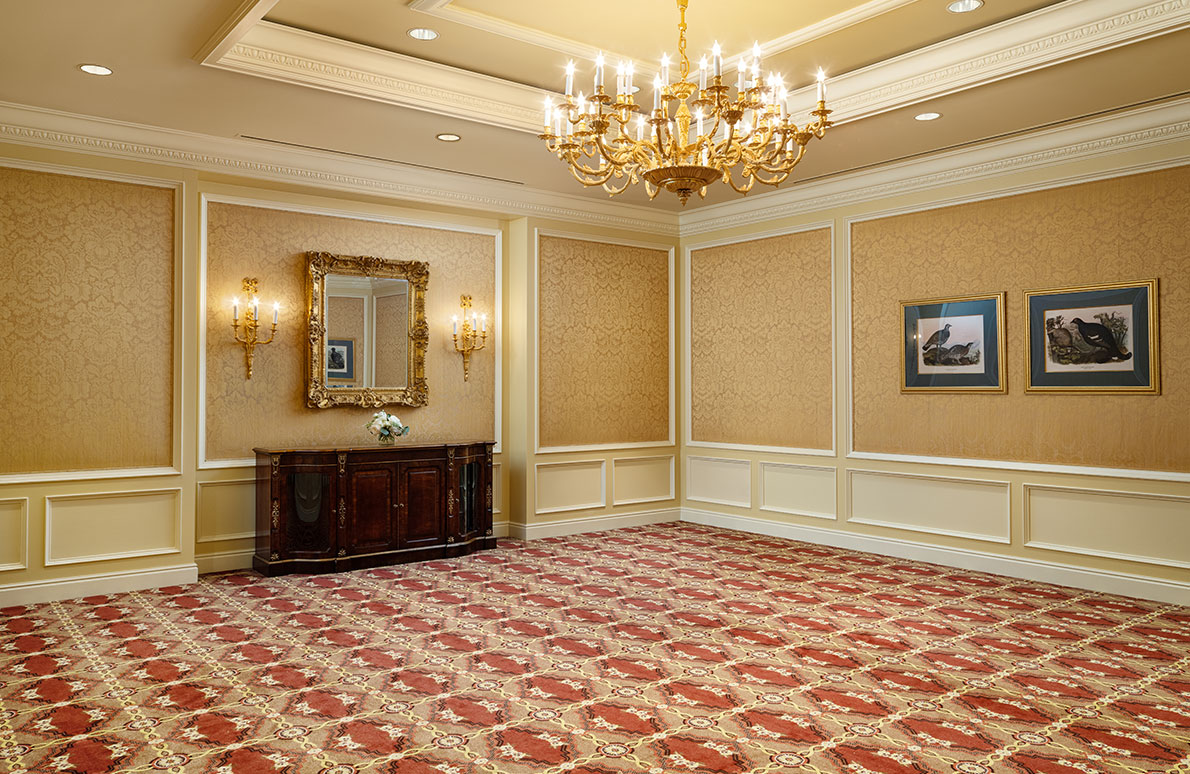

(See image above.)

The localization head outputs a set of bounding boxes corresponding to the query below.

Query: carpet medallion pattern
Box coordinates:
[1,524,1187,774]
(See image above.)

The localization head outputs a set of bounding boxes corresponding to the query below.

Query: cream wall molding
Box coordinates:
[492,462,502,515]
[680,507,1190,605]
[0,101,679,238]
[533,229,676,454]
[846,468,1013,545]
[1023,483,1190,570]
[511,508,679,541]
[0,563,199,607]
[195,479,257,544]
[534,459,607,515]
[611,455,676,507]
[0,498,29,572]
[758,462,837,522]
[685,456,752,509]
[44,488,183,567]
[679,99,1190,237]
[682,221,836,456]
[839,162,1190,485]
[197,192,505,469]
[786,0,1190,125]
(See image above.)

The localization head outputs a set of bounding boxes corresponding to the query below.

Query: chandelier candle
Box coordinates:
[539,0,833,203]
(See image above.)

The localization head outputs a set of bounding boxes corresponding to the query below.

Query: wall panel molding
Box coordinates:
[847,469,1012,544]
[534,460,607,515]
[759,463,837,521]
[612,456,676,507]
[196,479,257,544]
[1024,483,1190,569]
[44,488,182,567]
[0,498,29,572]
[685,456,752,509]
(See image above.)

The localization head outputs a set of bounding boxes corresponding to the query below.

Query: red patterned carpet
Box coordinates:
[2,523,1188,774]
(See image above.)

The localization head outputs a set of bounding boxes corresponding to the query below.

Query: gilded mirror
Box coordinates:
[306,251,429,408]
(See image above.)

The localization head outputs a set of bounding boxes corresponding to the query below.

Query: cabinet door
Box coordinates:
[346,465,397,554]
[400,462,445,549]
[281,467,337,560]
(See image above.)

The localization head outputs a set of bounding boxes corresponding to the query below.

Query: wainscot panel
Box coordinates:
[848,470,1011,544]
[759,463,836,520]
[535,460,607,514]
[613,456,675,506]
[686,456,751,508]
[45,489,181,566]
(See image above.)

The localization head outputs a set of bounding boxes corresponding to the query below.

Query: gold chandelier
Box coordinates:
[539,0,833,204]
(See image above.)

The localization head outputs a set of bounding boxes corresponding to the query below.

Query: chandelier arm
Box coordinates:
[723,168,757,195]
[566,163,617,188]
[601,174,636,196]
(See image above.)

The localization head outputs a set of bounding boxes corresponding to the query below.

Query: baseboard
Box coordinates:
[491,519,510,539]
[681,508,1190,605]
[0,563,199,606]
[196,549,256,575]
[510,508,680,540]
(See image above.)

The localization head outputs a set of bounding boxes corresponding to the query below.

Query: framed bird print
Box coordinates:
[1025,279,1159,394]
[901,292,1006,392]
[899,294,1004,395]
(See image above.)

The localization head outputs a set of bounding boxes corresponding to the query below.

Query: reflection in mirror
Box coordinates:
[324,276,410,390]
[306,251,429,408]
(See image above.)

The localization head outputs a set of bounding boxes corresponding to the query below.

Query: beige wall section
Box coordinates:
[374,292,409,386]
[0,166,174,473]
[690,229,833,450]
[0,499,28,570]
[851,166,1190,473]
[759,463,836,520]
[537,235,670,448]
[45,489,180,566]
[535,460,606,514]
[612,456,674,506]
[327,296,365,387]
[205,202,496,461]
[848,470,1011,543]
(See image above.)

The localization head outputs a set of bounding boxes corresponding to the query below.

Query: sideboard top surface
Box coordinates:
[253,441,494,455]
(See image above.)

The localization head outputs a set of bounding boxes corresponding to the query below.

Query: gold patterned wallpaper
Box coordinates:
[690,229,834,449]
[0,167,174,473]
[327,296,365,388]
[538,236,670,447]
[852,166,1190,472]
[205,203,495,460]
[374,293,410,388]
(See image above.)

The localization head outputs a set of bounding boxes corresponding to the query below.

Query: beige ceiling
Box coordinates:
[0,0,1186,213]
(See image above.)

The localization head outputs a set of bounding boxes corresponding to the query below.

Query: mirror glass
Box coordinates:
[306,251,429,409]
[324,276,410,390]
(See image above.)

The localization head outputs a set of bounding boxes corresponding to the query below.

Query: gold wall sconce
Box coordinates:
[231,277,279,379]
[451,294,487,381]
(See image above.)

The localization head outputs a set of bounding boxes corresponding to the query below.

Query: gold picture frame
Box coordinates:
[306,251,430,408]
[1024,278,1159,394]
[900,292,1007,393]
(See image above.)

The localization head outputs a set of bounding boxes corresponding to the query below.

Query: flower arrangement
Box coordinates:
[366,411,410,445]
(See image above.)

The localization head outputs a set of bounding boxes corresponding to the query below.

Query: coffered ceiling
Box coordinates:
[0,0,1187,212]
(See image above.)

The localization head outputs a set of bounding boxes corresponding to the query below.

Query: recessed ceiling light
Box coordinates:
[436,133,461,142]
[78,63,113,76]
[946,0,983,13]
[407,27,439,41]
[914,112,942,121]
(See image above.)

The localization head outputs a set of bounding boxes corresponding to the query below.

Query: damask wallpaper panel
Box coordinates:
[0,167,174,473]
[374,293,409,388]
[538,236,670,448]
[205,203,495,460]
[851,165,1190,472]
[690,229,833,449]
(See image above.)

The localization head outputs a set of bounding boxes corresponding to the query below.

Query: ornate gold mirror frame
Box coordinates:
[306,251,429,408]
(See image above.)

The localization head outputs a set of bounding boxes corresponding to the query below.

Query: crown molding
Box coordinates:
[785,0,1190,123]
[0,101,679,236]
[194,0,280,64]
[679,98,1190,236]
[216,21,546,133]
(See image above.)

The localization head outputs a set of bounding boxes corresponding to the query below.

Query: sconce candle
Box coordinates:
[451,294,487,381]
[231,277,279,379]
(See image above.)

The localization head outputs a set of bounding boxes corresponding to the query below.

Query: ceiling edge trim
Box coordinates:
[790,0,1190,123]
[679,98,1190,236]
[0,101,679,236]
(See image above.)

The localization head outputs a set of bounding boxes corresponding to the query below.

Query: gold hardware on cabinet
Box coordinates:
[338,548,346,557]
[271,454,280,477]
[450,295,487,381]
[270,552,279,561]
[486,484,492,509]
[338,453,347,475]
[447,536,455,543]
[485,529,493,536]
[231,277,280,378]
[271,500,279,529]
[448,489,455,515]
[338,497,346,527]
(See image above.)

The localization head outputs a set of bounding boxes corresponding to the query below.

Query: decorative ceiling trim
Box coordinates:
[785,0,1190,123]
[204,0,1189,138]
[679,98,1190,236]
[0,101,679,236]
[0,98,1184,239]
[216,21,545,133]
[194,0,280,64]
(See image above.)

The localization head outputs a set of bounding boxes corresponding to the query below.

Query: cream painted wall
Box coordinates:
[679,138,1190,604]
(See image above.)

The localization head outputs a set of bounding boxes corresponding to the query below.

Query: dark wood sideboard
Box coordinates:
[253,441,496,576]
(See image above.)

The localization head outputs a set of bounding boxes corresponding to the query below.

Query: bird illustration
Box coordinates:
[1047,325,1074,348]
[922,323,952,352]
[1071,318,1132,361]
[943,342,974,363]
